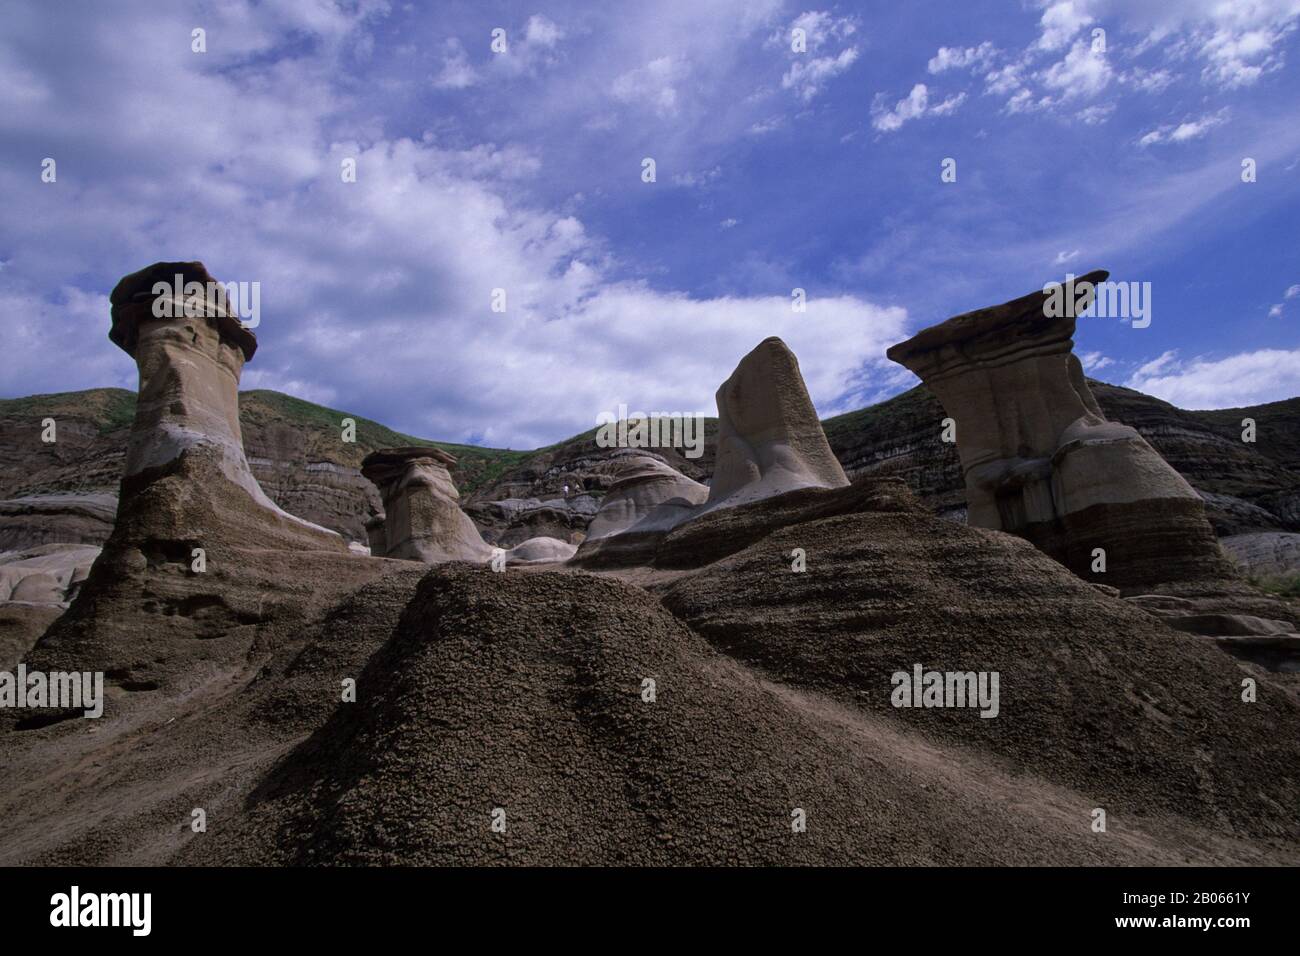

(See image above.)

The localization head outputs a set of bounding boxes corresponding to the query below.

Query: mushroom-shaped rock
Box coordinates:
[108,261,343,551]
[885,271,1231,588]
[361,447,495,563]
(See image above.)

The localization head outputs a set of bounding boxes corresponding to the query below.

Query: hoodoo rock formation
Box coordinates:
[108,262,344,551]
[584,453,709,541]
[361,447,495,563]
[705,336,849,512]
[886,271,1232,590]
[363,446,577,565]
[15,263,371,696]
[3,265,1299,867]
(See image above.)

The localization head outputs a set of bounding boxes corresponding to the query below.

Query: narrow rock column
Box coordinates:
[886,270,1230,588]
[108,261,343,549]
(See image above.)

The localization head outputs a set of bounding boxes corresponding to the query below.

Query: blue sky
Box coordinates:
[1,0,1298,448]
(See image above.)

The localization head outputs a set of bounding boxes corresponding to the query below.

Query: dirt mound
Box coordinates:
[184,563,1273,866]
[661,509,1300,841]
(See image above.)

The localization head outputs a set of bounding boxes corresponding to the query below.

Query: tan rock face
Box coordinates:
[886,271,1231,588]
[361,447,495,563]
[706,336,848,511]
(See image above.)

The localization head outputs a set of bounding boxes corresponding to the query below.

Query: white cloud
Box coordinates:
[871,84,929,132]
[1133,350,1180,378]
[612,56,687,116]
[1035,1,1093,51]
[1265,283,1300,317]
[984,61,1025,96]
[524,14,563,48]
[1077,104,1114,124]
[770,10,861,102]
[928,42,996,73]
[1041,40,1111,97]
[1123,66,1174,94]
[870,83,966,132]
[1137,108,1229,147]
[1079,350,1114,372]
[782,46,860,102]
[1127,348,1300,409]
[432,38,478,89]
[769,10,858,52]
[929,91,967,116]
[671,165,722,188]
[1054,249,1080,265]
[0,0,913,449]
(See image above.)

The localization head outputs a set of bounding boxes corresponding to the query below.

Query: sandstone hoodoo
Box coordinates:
[108,261,344,551]
[14,263,369,697]
[362,446,577,565]
[886,271,1232,590]
[706,336,849,512]
[361,446,494,563]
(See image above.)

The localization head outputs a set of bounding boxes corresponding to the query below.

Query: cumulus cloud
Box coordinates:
[1127,348,1300,408]
[432,37,478,89]
[1079,350,1114,372]
[1265,282,1300,317]
[612,56,687,116]
[771,11,862,102]
[432,14,567,90]
[769,10,859,52]
[1077,103,1114,124]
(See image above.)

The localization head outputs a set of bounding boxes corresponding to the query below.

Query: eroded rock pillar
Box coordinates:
[886,270,1230,588]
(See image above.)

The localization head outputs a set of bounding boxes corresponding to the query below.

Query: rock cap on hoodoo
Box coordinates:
[361,446,458,487]
[887,269,1108,376]
[109,260,258,361]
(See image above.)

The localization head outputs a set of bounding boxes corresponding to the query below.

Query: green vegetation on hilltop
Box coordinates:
[0,388,138,435]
